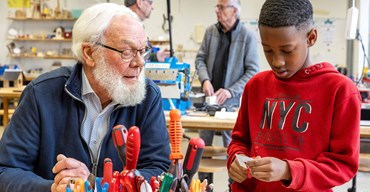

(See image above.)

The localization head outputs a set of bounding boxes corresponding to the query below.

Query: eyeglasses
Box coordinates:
[145,0,153,5]
[215,4,234,11]
[96,42,152,62]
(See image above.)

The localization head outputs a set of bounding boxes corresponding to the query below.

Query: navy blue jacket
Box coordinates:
[0,63,171,191]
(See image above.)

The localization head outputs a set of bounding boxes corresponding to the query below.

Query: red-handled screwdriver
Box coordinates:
[102,158,113,186]
[126,126,141,170]
[112,124,128,169]
[183,137,205,185]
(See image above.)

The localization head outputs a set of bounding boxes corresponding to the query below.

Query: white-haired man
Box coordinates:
[0,3,171,192]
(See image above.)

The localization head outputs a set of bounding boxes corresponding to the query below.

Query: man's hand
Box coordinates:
[51,154,90,192]
[156,48,170,62]
[214,88,231,105]
[246,157,291,182]
[202,80,214,96]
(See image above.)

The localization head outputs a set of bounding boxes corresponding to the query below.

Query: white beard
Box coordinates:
[92,57,146,106]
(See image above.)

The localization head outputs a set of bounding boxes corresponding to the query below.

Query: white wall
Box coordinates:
[0,0,356,73]
[354,0,370,79]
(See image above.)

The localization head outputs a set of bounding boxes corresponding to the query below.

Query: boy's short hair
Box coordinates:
[259,0,313,30]
[124,0,137,7]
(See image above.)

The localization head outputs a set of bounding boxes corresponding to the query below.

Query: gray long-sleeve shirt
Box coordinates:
[196,21,260,107]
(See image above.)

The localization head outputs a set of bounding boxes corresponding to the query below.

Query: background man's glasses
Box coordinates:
[96,42,152,63]
[215,4,234,11]
[145,0,153,5]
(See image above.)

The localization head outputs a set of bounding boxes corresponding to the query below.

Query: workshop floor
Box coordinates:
[0,127,369,192]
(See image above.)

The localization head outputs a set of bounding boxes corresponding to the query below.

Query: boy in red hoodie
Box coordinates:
[227,0,361,191]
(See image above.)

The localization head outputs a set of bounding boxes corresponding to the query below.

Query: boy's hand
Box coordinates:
[246,157,291,182]
[228,154,249,183]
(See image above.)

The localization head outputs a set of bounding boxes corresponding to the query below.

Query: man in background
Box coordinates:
[195,0,259,182]
[125,0,170,62]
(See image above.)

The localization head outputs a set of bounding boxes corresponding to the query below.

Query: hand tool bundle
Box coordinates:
[66,109,214,192]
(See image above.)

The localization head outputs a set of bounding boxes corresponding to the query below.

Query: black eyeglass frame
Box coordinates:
[95,42,152,62]
[215,4,234,11]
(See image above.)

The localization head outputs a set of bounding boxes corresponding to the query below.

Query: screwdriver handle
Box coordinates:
[126,126,141,170]
[169,109,183,160]
[112,124,128,168]
[183,137,205,185]
[102,158,113,186]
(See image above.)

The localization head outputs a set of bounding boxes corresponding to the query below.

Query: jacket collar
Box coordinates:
[216,19,240,33]
[65,62,84,99]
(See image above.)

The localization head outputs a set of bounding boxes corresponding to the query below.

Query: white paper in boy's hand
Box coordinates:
[236,154,252,168]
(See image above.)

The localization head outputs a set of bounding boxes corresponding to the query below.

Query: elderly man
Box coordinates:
[195,0,259,183]
[0,3,171,192]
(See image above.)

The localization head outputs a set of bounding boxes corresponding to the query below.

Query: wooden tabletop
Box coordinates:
[165,114,236,131]
[361,126,370,138]
[166,112,370,138]
[0,87,23,97]
[0,87,24,126]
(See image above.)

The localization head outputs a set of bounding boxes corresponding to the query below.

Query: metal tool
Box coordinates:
[87,173,95,191]
[180,176,189,192]
[169,177,178,192]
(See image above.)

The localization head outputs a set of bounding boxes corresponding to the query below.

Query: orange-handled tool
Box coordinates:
[168,109,184,179]
[169,109,183,160]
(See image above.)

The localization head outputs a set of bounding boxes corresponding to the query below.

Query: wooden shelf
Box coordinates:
[7,17,77,66]
[176,49,198,53]
[8,38,72,42]
[8,17,77,21]
[150,40,170,45]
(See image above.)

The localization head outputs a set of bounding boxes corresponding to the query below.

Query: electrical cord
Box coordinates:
[355,31,370,86]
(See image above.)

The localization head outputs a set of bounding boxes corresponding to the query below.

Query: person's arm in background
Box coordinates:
[148,48,170,62]
[156,48,170,62]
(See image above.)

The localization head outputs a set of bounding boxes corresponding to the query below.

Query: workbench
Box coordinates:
[0,87,23,126]
[165,113,370,139]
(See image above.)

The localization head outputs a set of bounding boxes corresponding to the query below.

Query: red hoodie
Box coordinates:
[227,63,361,191]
